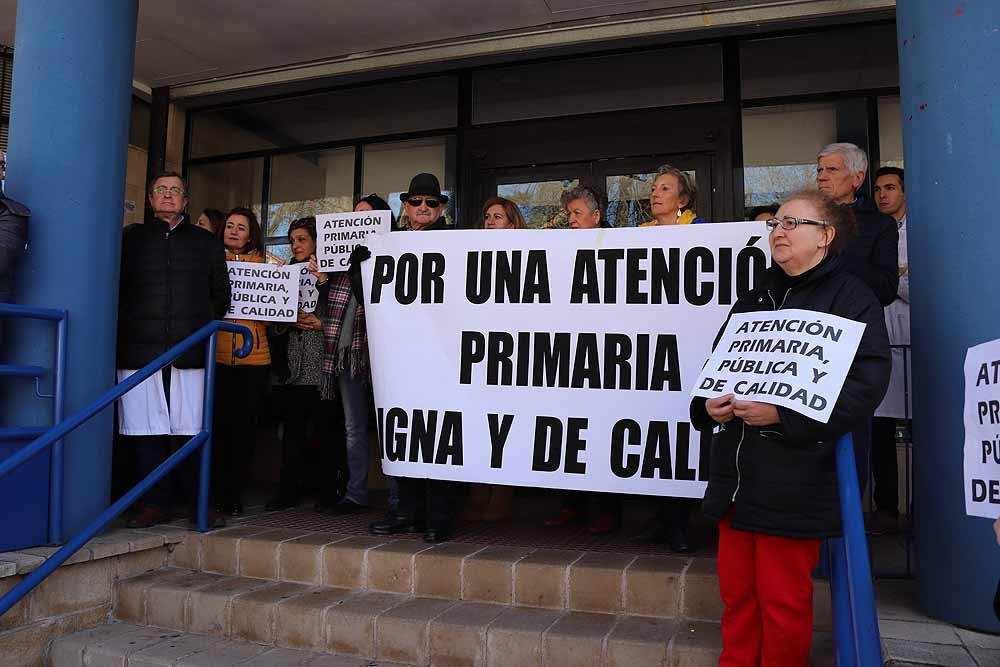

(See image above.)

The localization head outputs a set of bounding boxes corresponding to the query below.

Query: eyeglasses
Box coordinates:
[405,197,441,208]
[764,216,829,231]
[152,186,186,196]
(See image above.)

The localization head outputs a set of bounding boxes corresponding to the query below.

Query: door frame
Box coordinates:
[460,102,737,226]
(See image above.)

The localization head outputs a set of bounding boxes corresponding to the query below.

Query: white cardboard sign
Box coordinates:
[964,338,1000,518]
[690,309,866,423]
[226,261,300,322]
[316,210,392,272]
[297,265,318,314]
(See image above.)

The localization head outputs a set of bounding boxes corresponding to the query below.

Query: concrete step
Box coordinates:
[49,622,404,665]
[104,567,835,666]
[168,526,833,629]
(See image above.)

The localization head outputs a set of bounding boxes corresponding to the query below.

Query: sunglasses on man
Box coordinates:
[405,197,441,209]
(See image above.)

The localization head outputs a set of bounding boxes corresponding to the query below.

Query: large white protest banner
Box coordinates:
[316,210,392,272]
[227,261,300,322]
[361,224,769,497]
[964,338,1000,518]
[691,309,866,423]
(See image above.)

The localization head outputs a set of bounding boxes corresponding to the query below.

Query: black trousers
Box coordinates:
[851,419,872,500]
[133,434,198,511]
[871,416,901,515]
[657,497,696,526]
[397,478,461,530]
[212,364,270,506]
[274,384,346,505]
[132,366,198,511]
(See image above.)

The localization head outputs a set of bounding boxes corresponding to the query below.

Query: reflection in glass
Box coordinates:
[187,158,265,227]
[363,137,457,229]
[498,179,578,229]
[265,243,292,266]
[268,148,354,238]
[742,103,837,209]
[878,96,904,169]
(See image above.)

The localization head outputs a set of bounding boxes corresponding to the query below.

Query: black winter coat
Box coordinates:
[841,196,899,306]
[690,257,891,538]
[0,194,29,303]
[117,216,231,369]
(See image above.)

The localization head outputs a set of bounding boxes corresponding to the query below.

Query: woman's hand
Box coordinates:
[295,311,322,331]
[308,254,328,284]
[993,517,1000,547]
[706,394,736,425]
[732,400,781,427]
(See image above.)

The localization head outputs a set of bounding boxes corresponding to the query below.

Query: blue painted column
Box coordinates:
[3,0,138,538]
[896,2,1000,631]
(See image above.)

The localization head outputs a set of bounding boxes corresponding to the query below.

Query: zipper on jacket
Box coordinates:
[732,422,746,502]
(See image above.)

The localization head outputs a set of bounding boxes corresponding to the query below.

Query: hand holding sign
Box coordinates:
[692,309,866,424]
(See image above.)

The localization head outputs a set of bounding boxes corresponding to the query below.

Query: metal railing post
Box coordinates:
[198,333,219,533]
[48,315,68,544]
[830,433,883,666]
[0,320,252,616]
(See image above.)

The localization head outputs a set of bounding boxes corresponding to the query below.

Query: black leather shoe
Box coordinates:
[369,515,424,535]
[423,527,452,543]
[669,525,692,554]
[634,520,668,544]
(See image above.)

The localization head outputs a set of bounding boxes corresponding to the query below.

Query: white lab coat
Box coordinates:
[875,216,911,418]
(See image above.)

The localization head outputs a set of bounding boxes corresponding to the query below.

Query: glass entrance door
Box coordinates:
[485,153,714,229]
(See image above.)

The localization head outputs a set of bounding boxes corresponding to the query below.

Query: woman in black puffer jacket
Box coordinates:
[690,190,890,666]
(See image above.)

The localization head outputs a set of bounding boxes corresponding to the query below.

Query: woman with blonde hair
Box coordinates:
[641,164,706,226]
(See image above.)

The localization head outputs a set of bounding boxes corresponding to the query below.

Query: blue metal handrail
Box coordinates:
[0,303,68,543]
[0,319,252,617]
[829,433,883,666]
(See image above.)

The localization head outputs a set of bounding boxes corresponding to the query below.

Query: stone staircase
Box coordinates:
[48,525,835,666]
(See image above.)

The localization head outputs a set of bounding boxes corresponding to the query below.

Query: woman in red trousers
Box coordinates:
[690,190,890,666]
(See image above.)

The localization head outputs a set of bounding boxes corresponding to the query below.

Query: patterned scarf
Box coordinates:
[320,273,370,399]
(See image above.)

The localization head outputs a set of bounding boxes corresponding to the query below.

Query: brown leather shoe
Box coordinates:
[126,504,170,529]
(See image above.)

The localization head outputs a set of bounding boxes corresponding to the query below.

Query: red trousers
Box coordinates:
[717,516,821,667]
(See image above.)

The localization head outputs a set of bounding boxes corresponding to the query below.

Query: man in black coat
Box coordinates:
[816,143,899,493]
[118,171,230,528]
[368,173,458,543]
[816,143,899,306]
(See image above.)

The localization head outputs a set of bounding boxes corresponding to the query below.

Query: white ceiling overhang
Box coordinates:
[1,0,895,101]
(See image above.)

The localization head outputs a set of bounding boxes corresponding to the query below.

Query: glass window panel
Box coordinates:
[267,147,355,238]
[741,103,837,209]
[190,76,457,159]
[265,243,292,266]
[606,170,695,228]
[473,44,722,124]
[498,179,579,229]
[741,24,898,99]
[363,137,457,228]
[187,158,265,226]
[878,96,904,168]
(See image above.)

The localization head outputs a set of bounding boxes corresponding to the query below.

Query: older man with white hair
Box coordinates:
[816,142,899,500]
[816,142,899,306]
